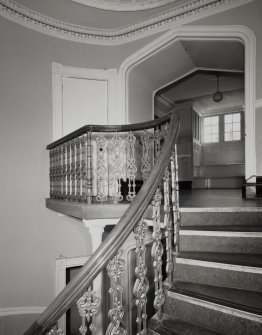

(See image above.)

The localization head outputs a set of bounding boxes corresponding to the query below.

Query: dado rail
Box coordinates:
[25,111,180,335]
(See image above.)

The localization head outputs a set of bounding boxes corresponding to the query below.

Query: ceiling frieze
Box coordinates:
[0,0,254,45]
[70,0,178,11]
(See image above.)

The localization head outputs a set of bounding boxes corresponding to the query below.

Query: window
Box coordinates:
[224,113,241,141]
[203,116,219,143]
[193,110,200,141]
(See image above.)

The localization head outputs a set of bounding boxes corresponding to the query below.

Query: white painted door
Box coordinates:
[62,77,108,136]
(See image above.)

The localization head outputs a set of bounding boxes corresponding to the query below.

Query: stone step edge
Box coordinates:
[179,230,262,237]
[168,291,262,324]
[175,257,262,274]
[171,283,262,316]
[180,208,262,212]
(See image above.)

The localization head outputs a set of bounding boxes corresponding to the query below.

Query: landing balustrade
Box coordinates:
[47,114,171,206]
[25,111,180,335]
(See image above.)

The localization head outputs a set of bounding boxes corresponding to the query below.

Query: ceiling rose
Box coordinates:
[70,0,178,11]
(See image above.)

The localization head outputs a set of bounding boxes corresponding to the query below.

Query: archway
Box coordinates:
[118,26,256,180]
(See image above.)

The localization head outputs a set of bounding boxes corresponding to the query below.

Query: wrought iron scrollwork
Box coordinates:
[110,132,124,203]
[106,251,127,335]
[154,127,162,160]
[170,145,180,255]
[70,139,76,201]
[66,142,71,201]
[96,132,107,202]
[151,187,165,318]
[46,324,64,335]
[133,219,149,335]
[141,130,151,182]
[126,131,137,201]
[77,286,101,335]
[163,167,173,287]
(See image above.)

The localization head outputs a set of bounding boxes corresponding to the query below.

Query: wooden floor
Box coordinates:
[180,189,262,209]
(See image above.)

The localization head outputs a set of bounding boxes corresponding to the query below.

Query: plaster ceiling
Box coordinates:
[13,0,194,29]
[0,0,254,44]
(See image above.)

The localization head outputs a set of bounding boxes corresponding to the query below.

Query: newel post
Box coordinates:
[86,131,93,204]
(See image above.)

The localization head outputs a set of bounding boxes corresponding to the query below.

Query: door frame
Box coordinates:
[118,25,256,180]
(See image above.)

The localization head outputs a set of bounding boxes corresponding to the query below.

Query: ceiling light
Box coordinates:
[213,74,223,102]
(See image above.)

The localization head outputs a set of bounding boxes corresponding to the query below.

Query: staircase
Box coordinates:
[24,112,262,335]
[149,209,262,335]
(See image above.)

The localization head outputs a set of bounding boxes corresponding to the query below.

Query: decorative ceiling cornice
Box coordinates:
[70,0,178,12]
[0,0,254,45]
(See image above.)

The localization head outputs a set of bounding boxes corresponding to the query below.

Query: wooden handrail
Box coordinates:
[25,111,179,335]
[46,112,172,149]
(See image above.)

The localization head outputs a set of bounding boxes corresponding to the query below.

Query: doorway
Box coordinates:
[119,26,256,183]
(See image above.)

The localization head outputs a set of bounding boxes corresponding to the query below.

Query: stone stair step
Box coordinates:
[149,314,224,335]
[172,281,262,314]
[180,225,262,231]
[180,210,262,227]
[177,251,262,267]
[173,257,262,292]
[179,230,262,253]
[164,291,262,335]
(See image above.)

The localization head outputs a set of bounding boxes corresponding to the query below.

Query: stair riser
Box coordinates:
[180,212,262,227]
[164,293,262,335]
[174,261,262,292]
[179,234,262,253]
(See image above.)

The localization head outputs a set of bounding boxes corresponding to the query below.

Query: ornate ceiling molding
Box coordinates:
[0,0,254,45]
[70,0,178,11]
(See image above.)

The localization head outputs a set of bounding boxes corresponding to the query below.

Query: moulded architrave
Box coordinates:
[52,63,118,141]
[118,25,256,179]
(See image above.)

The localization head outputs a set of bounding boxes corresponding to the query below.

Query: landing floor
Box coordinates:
[180,189,262,210]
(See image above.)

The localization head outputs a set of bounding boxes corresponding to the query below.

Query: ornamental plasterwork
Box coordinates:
[71,0,178,12]
[0,0,253,45]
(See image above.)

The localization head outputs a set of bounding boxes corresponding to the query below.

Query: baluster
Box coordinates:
[76,137,81,202]
[49,148,54,199]
[66,142,71,201]
[110,132,124,203]
[141,130,151,182]
[62,144,67,200]
[58,145,63,199]
[54,147,59,199]
[163,121,169,138]
[96,132,107,202]
[71,139,76,202]
[86,131,93,204]
[126,131,137,201]
[77,286,101,335]
[133,219,149,335]
[81,134,87,203]
[46,324,64,335]
[154,126,162,161]
[110,132,123,202]
[106,251,126,335]
[151,187,165,319]
[163,167,173,287]
[171,145,180,256]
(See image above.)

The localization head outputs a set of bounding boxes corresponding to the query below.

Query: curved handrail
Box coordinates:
[25,111,179,335]
[47,112,172,149]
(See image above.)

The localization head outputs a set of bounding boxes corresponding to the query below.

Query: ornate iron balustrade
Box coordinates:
[47,114,172,205]
[25,111,180,335]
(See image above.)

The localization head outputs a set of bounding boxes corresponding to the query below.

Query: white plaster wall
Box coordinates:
[0,15,156,310]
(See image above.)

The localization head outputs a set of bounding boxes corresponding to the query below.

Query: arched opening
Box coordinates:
[118,26,256,187]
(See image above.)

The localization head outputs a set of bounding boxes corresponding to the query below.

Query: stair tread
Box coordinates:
[170,281,262,315]
[177,252,262,267]
[151,315,224,335]
[180,225,262,231]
